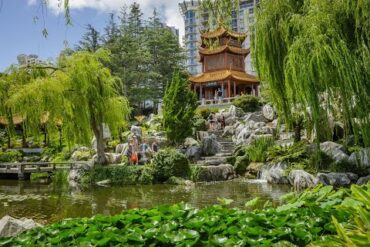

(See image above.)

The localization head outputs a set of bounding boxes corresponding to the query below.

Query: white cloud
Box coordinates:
[28,0,185,39]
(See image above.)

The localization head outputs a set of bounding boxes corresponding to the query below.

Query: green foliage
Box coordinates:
[90,165,146,185]
[195,108,219,120]
[7,49,130,164]
[253,0,370,146]
[3,184,369,246]
[193,117,208,132]
[234,154,249,175]
[105,5,185,109]
[163,72,197,144]
[190,165,203,182]
[0,150,22,162]
[247,137,275,162]
[201,0,240,29]
[267,142,310,166]
[232,95,260,113]
[138,165,155,185]
[151,149,191,182]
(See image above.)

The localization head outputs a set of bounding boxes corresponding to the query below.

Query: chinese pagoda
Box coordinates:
[189,26,259,102]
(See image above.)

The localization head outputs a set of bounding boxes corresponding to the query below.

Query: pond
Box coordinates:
[0,179,291,225]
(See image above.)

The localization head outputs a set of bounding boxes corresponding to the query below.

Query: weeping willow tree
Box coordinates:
[0,65,49,147]
[253,0,370,146]
[201,0,240,30]
[8,49,130,164]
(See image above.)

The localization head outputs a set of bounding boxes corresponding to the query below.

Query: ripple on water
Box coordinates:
[0,179,291,224]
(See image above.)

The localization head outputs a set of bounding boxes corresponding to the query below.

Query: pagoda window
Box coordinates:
[205,54,225,71]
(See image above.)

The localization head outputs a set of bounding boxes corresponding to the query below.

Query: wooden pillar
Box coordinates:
[227,80,231,98]
[200,85,203,100]
[233,81,237,97]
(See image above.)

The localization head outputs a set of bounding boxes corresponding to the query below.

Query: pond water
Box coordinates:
[0,179,291,225]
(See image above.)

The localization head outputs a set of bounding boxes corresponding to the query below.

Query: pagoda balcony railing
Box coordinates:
[198,97,237,106]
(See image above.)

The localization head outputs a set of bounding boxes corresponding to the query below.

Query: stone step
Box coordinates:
[215,152,232,157]
[198,157,232,166]
[222,147,235,152]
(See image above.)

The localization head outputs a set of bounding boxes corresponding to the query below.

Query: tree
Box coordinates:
[8,49,130,164]
[253,0,370,146]
[103,13,119,45]
[201,0,240,29]
[75,24,102,52]
[144,10,186,101]
[163,72,197,145]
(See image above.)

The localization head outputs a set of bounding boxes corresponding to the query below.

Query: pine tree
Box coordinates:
[163,72,197,145]
[75,24,102,52]
[103,13,119,45]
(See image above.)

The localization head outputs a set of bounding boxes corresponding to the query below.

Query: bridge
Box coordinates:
[0,161,90,180]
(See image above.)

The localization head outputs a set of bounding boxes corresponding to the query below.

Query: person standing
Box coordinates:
[151,139,159,153]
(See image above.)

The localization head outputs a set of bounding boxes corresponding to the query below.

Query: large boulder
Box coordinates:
[184,137,199,148]
[196,131,209,142]
[262,104,276,121]
[259,162,289,184]
[244,111,268,123]
[0,216,42,237]
[68,162,93,188]
[130,125,142,137]
[288,170,318,191]
[196,164,236,182]
[105,153,123,164]
[201,134,221,156]
[246,162,265,177]
[320,142,349,163]
[235,127,252,145]
[115,143,128,155]
[317,172,358,187]
[357,175,370,185]
[349,148,370,169]
[222,126,235,137]
[185,146,202,162]
[228,105,244,118]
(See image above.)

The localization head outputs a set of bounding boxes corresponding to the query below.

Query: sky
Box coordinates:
[0,0,185,71]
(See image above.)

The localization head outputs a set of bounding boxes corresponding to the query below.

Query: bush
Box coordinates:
[193,117,208,131]
[91,165,143,185]
[152,149,191,182]
[234,154,250,175]
[195,108,219,120]
[247,137,275,162]
[163,72,197,144]
[233,95,260,112]
[0,151,22,162]
[138,165,155,184]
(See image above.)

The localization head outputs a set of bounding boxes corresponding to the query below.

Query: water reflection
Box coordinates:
[0,179,291,224]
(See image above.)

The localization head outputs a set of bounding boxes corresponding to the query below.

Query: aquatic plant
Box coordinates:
[1,184,368,246]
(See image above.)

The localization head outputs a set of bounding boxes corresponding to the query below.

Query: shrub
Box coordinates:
[152,149,191,182]
[91,165,143,185]
[193,117,208,131]
[163,72,197,144]
[233,95,260,112]
[195,108,219,120]
[234,154,250,175]
[138,165,155,184]
[247,137,275,162]
[0,151,22,162]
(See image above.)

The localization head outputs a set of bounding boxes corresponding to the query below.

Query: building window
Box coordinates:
[249,8,254,14]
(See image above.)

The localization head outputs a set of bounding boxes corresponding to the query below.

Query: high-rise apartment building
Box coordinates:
[179,0,258,75]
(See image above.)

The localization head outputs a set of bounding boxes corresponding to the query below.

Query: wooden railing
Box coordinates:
[0,161,90,179]
[198,97,237,106]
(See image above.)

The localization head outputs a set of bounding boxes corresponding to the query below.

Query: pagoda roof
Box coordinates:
[201,26,248,40]
[199,45,250,58]
[189,69,258,84]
